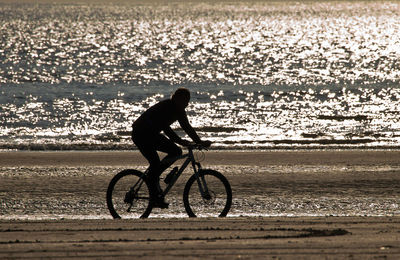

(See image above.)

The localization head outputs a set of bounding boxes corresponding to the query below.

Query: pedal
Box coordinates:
[151,201,169,209]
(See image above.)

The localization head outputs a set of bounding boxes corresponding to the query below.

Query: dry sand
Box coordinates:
[0,217,399,259]
[1,150,400,258]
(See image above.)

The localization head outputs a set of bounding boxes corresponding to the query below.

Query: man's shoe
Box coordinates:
[150,196,169,209]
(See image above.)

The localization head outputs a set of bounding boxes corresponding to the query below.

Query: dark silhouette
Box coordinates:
[132,88,211,208]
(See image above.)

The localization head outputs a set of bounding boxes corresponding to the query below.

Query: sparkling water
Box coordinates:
[1,1,400,150]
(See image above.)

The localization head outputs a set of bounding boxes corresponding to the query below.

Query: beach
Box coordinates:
[1,150,399,258]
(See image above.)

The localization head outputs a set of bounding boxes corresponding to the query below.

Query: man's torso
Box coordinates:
[133,99,184,133]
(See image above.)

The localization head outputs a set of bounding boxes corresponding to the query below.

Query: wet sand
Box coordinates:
[1,150,400,258]
[1,149,400,167]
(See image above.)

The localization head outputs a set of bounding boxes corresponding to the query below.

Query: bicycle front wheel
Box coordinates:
[106,169,152,219]
[183,169,232,217]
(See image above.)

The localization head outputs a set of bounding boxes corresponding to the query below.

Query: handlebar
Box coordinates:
[184,143,210,151]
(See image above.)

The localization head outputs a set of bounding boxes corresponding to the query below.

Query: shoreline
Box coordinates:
[1,149,400,167]
[2,144,400,152]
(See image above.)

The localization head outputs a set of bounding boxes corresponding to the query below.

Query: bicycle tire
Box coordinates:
[106,169,152,219]
[183,169,232,217]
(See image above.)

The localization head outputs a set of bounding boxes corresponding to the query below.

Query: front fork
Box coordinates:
[192,161,211,199]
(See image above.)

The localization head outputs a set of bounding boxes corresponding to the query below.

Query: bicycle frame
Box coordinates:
[162,146,210,198]
[138,146,210,199]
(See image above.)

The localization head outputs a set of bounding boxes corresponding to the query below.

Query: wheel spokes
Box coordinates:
[107,170,152,219]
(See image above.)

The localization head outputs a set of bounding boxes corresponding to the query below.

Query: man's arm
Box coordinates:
[163,126,189,146]
[178,112,202,144]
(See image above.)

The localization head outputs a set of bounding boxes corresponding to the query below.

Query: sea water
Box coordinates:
[1,1,400,150]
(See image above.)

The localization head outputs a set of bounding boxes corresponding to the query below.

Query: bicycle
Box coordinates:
[106,144,232,218]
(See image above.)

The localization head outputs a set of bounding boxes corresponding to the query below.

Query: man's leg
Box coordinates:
[155,134,182,174]
[132,132,163,198]
[132,132,179,208]
[139,149,163,196]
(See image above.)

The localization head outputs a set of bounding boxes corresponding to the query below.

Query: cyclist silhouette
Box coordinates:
[132,88,211,208]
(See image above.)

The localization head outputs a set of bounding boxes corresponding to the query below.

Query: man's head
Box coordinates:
[171,88,190,109]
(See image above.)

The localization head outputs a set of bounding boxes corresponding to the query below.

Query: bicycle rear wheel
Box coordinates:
[106,169,152,219]
[183,169,232,217]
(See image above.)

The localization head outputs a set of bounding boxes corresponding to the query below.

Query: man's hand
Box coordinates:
[199,140,212,148]
[179,139,192,147]
[180,139,212,148]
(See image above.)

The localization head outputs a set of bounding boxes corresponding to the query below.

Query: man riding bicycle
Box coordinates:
[132,88,211,208]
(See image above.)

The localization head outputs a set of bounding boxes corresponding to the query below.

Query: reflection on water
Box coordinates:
[1,2,399,86]
[0,1,400,149]
[1,86,400,149]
